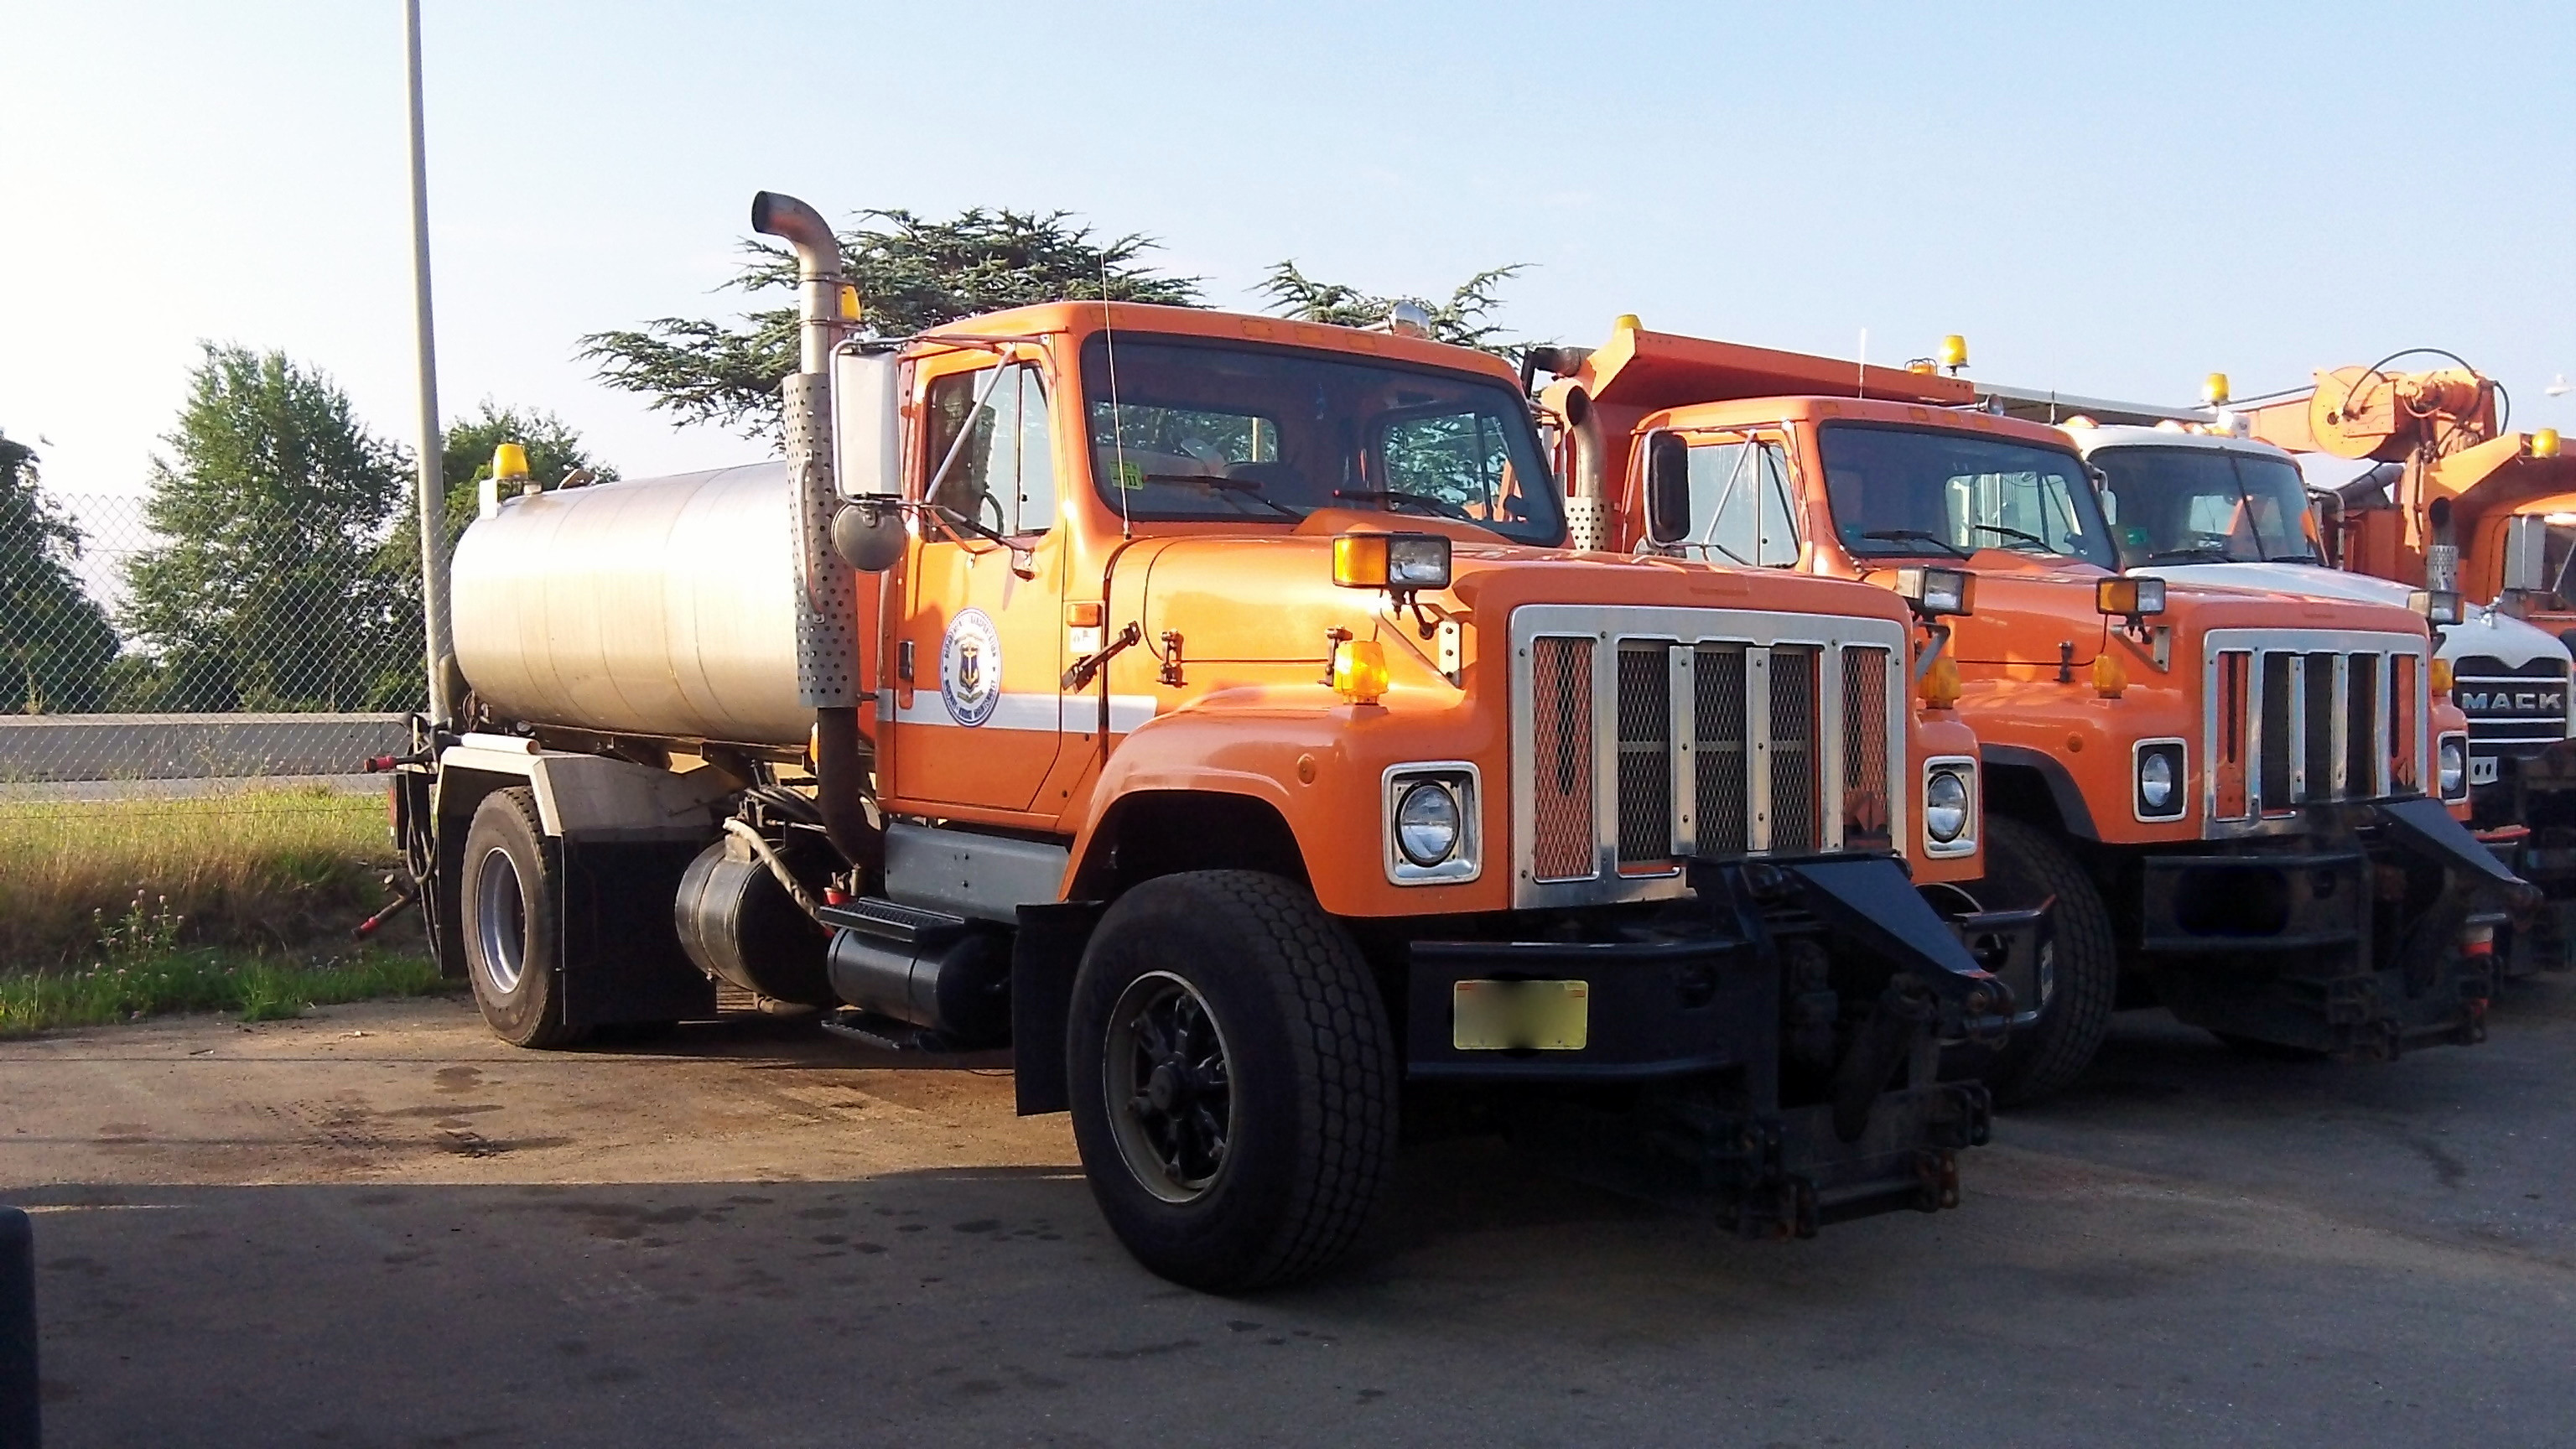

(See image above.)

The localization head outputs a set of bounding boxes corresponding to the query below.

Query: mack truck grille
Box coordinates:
[2452,652,2571,758]
[2203,629,2430,828]
[1512,605,1907,908]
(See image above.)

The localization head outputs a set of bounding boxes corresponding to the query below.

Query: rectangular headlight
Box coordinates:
[2097,577,2166,618]
[1333,532,1452,592]
[1893,565,1975,617]
[2410,589,2464,627]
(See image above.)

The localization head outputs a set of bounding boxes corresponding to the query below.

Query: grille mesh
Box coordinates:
[1841,646,1892,851]
[1769,647,1820,854]
[1615,643,1672,866]
[1530,636,1595,879]
[1694,645,1749,856]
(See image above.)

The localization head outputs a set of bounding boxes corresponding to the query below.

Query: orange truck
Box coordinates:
[2227,360,2576,963]
[379,193,2037,1291]
[1527,320,2516,1102]
[1968,372,2568,972]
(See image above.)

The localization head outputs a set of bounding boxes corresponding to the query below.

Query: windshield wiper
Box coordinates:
[1333,488,1477,522]
[2145,546,2231,564]
[1972,523,2049,548]
[1142,473,1305,519]
[1860,528,1971,559]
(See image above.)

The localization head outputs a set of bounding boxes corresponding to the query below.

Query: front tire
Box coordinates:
[460,787,586,1050]
[1975,817,2116,1106]
[1066,870,1397,1292]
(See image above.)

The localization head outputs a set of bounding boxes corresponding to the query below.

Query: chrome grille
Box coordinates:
[2454,652,2573,757]
[2205,631,2428,830]
[1510,606,1909,907]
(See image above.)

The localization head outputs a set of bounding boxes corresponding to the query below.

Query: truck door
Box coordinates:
[889,351,1067,814]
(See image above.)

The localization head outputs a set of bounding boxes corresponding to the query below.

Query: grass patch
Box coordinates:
[0,946,448,1035]
[0,787,401,969]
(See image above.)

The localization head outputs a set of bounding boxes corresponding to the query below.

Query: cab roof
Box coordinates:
[2063,423,2299,460]
[913,301,1523,387]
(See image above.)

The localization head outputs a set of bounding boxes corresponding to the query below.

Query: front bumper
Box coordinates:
[1400,854,2013,1237]
[2130,800,2526,1057]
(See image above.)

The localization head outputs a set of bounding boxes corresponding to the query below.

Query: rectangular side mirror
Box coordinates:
[2503,513,2549,593]
[1644,433,1691,547]
[832,349,902,498]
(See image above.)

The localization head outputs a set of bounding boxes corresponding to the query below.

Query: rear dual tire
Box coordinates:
[1067,870,1398,1293]
[459,787,587,1050]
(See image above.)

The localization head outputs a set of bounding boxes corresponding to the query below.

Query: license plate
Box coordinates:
[1452,979,1589,1051]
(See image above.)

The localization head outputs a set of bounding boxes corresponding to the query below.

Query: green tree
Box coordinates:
[1255,260,1530,356]
[581,207,1205,437]
[116,345,411,712]
[0,430,119,713]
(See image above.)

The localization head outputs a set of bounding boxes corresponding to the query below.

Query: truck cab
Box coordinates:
[393,194,2028,1291]
[1535,321,2519,1100]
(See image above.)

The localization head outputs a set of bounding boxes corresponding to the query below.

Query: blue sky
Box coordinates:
[3,1,2570,497]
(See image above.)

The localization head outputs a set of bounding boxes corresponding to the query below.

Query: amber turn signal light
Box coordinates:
[2431,657,2456,693]
[1919,654,1961,710]
[2096,577,2166,619]
[1332,532,1452,592]
[1333,639,1389,704]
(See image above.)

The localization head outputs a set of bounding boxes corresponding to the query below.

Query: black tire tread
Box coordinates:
[1983,816,2116,1105]
[462,787,586,1051]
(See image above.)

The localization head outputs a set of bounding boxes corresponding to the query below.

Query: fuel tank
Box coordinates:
[450,462,823,745]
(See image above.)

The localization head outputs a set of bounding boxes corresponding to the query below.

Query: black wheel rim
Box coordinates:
[1103,971,1235,1203]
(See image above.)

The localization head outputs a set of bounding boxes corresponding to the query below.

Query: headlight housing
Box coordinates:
[2438,735,2469,801]
[2134,739,2186,821]
[1384,765,1480,883]
[1922,759,1976,855]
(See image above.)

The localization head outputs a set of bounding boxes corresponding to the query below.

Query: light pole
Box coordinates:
[404,0,453,726]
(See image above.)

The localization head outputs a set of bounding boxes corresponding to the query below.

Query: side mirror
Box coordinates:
[830,496,906,573]
[2503,514,2549,594]
[832,349,902,499]
[1644,433,1691,547]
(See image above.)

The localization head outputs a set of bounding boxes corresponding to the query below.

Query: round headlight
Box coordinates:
[1396,781,1462,866]
[2438,739,2467,797]
[2139,750,2176,811]
[1924,768,1970,844]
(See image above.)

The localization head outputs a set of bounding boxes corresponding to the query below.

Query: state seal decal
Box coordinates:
[940,608,1004,727]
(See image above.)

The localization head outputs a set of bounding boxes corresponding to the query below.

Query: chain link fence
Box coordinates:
[2,491,414,811]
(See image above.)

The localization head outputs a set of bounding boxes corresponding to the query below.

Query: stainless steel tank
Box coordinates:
[450,463,817,745]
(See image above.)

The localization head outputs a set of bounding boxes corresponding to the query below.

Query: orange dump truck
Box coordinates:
[381,194,2031,1291]
[1528,321,2513,1101]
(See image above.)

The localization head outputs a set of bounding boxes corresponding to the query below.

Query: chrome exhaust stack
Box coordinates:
[753,190,877,870]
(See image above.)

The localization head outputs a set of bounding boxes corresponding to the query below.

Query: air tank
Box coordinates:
[450,463,825,745]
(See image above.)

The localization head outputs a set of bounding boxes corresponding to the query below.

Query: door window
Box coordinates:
[1682,437,1800,566]
[924,365,1057,537]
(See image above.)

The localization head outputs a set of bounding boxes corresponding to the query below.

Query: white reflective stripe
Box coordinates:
[894,691,1157,734]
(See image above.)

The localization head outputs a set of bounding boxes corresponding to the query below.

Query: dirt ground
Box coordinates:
[7,984,2576,1446]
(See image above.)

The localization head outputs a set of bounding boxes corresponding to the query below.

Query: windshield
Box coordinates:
[1817,423,2114,569]
[1078,335,1562,544]
[2090,446,2321,567]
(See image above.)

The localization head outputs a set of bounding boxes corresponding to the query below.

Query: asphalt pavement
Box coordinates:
[6,983,2574,1447]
